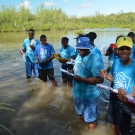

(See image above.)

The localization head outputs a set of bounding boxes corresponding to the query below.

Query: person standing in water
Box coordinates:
[19,29,40,78]
[99,36,135,135]
[59,37,75,87]
[72,37,104,130]
[35,35,57,86]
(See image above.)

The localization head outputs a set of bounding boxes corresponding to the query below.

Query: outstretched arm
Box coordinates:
[118,88,135,114]
[74,76,104,84]
[99,70,113,82]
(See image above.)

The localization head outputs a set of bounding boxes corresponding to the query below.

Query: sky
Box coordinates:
[0,0,135,17]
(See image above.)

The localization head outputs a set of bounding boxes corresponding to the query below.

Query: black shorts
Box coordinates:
[106,92,134,135]
[61,64,73,82]
[38,68,55,82]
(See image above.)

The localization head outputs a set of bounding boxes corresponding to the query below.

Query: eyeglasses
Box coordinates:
[118,50,131,55]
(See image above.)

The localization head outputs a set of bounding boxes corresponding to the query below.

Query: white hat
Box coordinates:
[100,45,109,55]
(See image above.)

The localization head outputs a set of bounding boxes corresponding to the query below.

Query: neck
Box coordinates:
[64,45,68,49]
[121,58,131,65]
[91,41,95,46]
[85,51,90,56]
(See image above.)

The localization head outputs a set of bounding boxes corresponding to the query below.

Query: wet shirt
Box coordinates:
[60,45,75,66]
[23,38,40,63]
[72,53,104,100]
[35,43,55,70]
[110,58,135,94]
[91,46,103,61]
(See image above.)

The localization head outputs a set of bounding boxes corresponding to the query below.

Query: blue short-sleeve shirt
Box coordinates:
[35,43,55,70]
[110,58,135,94]
[23,38,40,63]
[72,53,104,100]
[60,45,75,66]
[91,46,103,61]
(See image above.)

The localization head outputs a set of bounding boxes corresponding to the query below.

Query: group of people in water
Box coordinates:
[19,29,135,135]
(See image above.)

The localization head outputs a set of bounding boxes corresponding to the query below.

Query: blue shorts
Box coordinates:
[25,62,38,77]
[74,96,99,123]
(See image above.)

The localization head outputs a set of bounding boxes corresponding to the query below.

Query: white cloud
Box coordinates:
[18,0,32,9]
[64,0,69,2]
[44,2,55,6]
[81,3,91,8]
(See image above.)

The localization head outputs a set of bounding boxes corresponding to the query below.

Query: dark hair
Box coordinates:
[127,32,135,37]
[28,29,35,33]
[61,37,69,42]
[88,32,97,41]
[118,46,131,51]
[74,34,85,39]
[40,35,47,40]
[116,35,125,42]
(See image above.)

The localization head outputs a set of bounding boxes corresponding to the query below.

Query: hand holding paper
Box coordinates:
[59,68,74,76]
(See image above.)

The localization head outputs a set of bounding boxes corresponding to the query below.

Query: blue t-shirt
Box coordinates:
[60,45,75,66]
[131,43,135,59]
[72,53,104,100]
[35,43,55,70]
[110,58,135,94]
[91,46,103,61]
[23,38,40,63]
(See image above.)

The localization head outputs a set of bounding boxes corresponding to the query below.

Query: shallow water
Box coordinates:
[0,28,133,135]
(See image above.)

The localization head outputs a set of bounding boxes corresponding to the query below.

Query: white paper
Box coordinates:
[97,84,135,106]
[20,50,26,61]
[96,84,118,93]
[59,68,74,76]
[66,59,75,65]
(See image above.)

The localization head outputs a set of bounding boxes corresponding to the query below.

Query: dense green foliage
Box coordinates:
[0,4,135,32]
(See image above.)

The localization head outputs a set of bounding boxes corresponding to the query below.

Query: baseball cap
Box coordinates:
[116,37,133,48]
[75,37,93,49]
[110,43,117,49]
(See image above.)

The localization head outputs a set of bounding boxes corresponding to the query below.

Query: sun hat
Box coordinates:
[116,36,133,48]
[75,37,93,49]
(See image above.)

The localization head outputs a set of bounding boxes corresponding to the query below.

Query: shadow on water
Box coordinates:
[0,58,113,135]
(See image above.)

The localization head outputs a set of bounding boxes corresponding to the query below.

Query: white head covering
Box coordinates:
[100,45,109,55]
